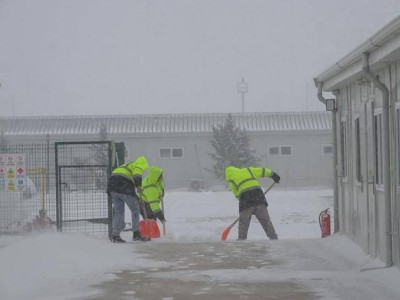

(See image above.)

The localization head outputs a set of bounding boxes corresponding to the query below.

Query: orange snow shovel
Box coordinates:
[138,191,161,239]
[221,181,277,241]
[139,219,160,238]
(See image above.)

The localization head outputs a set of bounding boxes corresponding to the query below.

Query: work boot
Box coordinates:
[111,235,126,243]
[133,231,151,242]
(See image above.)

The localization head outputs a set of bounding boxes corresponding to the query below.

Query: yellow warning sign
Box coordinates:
[1,153,26,192]
[8,180,16,191]
[7,168,15,178]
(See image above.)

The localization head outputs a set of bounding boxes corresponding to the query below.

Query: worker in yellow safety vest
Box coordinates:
[225,166,280,240]
[107,155,150,242]
[140,166,166,223]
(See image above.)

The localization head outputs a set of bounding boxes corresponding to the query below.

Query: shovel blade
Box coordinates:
[221,227,231,241]
[139,219,160,238]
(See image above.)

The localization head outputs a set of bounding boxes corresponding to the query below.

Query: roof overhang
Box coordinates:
[314,16,400,91]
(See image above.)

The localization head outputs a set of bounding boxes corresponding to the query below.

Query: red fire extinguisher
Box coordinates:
[319,208,331,238]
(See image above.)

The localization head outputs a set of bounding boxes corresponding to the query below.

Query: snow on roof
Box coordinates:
[0,112,331,135]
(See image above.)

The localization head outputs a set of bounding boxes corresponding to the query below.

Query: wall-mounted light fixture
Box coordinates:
[325,99,336,111]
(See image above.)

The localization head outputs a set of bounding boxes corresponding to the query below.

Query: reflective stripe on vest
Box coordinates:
[229,168,259,196]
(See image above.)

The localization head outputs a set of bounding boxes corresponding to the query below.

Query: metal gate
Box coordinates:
[55,141,112,238]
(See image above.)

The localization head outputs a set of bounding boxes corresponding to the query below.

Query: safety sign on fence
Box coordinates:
[0,153,26,192]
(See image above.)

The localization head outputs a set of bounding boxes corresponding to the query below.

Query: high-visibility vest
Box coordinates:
[142,166,164,213]
[225,166,272,198]
[112,156,149,183]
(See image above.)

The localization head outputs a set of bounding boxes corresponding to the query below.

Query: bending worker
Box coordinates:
[225,166,280,240]
[140,166,166,223]
[107,155,150,242]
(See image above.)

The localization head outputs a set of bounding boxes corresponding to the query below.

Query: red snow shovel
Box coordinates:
[139,219,160,238]
[221,181,277,241]
[138,194,161,239]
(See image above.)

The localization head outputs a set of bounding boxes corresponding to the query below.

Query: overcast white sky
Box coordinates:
[1,0,400,117]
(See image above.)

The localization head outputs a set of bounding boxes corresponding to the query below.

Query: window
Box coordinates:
[322,145,333,155]
[159,148,184,159]
[172,148,183,158]
[355,117,361,182]
[374,113,383,185]
[268,146,292,156]
[160,148,171,158]
[340,119,348,178]
[281,146,292,155]
[269,147,279,155]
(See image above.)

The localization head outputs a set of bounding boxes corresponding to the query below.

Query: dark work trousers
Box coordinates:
[238,204,278,240]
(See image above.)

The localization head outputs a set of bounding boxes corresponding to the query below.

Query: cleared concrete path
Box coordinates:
[84,240,316,300]
[81,235,400,300]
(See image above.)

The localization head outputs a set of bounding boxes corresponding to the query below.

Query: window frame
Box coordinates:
[322,144,333,155]
[268,145,293,156]
[354,116,361,183]
[374,109,383,187]
[159,147,184,159]
[340,117,348,180]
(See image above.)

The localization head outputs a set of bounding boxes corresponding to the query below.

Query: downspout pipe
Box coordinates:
[316,81,339,234]
[361,52,392,267]
[331,90,340,234]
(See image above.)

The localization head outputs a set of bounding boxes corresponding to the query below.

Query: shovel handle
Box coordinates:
[162,221,166,236]
[229,217,240,229]
[264,181,277,195]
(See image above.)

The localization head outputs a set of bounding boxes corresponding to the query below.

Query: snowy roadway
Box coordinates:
[1,188,400,299]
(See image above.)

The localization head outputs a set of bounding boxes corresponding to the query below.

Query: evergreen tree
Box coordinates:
[90,123,109,189]
[90,123,108,164]
[98,123,108,141]
[208,114,260,179]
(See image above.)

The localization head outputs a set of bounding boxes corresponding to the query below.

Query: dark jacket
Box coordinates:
[107,156,148,196]
[107,175,140,196]
[239,187,267,212]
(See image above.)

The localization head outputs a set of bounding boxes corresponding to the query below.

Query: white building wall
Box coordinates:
[1,120,333,190]
[334,62,400,265]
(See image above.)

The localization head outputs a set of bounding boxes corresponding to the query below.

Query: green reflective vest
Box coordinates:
[225,166,273,198]
[142,166,164,213]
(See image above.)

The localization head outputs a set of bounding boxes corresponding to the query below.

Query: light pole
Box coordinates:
[46,134,50,194]
[237,78,248,114]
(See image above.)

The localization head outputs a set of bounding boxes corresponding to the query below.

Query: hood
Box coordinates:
[135,156,149,171]
[225,166,238,181]
[147,166,163,184]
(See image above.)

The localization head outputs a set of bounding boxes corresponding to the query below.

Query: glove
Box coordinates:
[271,172,280,183]
[154,211,166,222]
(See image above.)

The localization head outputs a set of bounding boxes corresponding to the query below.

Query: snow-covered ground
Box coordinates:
[1,187,400,300]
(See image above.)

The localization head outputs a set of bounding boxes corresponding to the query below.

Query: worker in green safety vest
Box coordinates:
[225,166,280,240]
[140,166,166,223]
[107,155,150,243]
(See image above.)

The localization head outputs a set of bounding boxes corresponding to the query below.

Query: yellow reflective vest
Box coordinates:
[225,166,273,198]
[112,156,149,184]
[142,166,164,213]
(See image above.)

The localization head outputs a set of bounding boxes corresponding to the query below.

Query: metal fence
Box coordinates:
[0,142,55,234]
[55,141,112,237]
[0,141,112,237]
